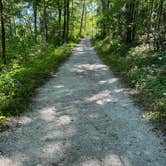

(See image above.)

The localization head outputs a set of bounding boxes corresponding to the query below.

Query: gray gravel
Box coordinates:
[0,39,166,166]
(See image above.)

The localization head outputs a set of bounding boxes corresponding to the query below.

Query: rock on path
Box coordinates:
[0,39,165,166]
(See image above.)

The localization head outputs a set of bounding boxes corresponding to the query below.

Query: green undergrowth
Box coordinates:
[0,42,76,118]
[93,37,166,134]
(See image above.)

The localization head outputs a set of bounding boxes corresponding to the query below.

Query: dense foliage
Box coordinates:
[96,0,166,50]
[0,43,76,116]
[94,0,166,132]
[0,0,91,119]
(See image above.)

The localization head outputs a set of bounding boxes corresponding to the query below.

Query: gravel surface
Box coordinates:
[0,39,165,166]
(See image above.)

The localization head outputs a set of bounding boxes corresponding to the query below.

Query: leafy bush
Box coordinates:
[93,38,166,132]
[0,43,76,116]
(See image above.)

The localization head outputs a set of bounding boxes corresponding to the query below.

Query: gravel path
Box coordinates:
[0,39,165,166]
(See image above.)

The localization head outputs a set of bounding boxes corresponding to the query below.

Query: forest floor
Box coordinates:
[0,39,166,166]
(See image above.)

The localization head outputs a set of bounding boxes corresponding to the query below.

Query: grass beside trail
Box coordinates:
[93,37,166,134]
[0,42,77,123]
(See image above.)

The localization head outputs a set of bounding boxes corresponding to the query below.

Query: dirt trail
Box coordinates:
[0,39,165,166]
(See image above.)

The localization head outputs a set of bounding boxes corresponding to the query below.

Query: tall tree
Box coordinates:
[63,0,67,42]
[79,0,85,36]
[43,0,48,42]
[0,0,6,64]
[125,0,138,43]
[66,0,70,42]
[33,0,38,42]
[57,0,62,37]
[100,0,110,37]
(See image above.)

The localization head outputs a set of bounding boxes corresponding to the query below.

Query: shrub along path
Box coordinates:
[0,39,165,166]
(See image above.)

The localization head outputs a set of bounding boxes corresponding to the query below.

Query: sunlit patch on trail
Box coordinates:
[76,64,108,71]
[57,115,72,125]
[81,158,101,166]
[103,154,131,166]
[74,46,84,52]
[42,142,67,160]
[114,88,139,95]
[40,107,56,122]
[54,85,65,89]
[0,156,20,166]
[89,113,99,119]
[85,90,113,105]
[19,116,32,125]
[99,78,119,85]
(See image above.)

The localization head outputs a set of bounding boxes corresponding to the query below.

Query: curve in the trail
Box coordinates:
[0,39,165,166]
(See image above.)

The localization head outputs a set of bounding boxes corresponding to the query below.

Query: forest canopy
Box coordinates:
[0,0,165,65]
[0,0,96,65]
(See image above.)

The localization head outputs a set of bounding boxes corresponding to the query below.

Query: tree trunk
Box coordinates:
[63,0,67,42]
[71,0,74,33]
[146,0,154,45]
[126,0,137,43]
[66,0,70,42]
[156,0,164,50]
[84,7,87,31]
[43,0,48,42]
[101,0,110,37]
[13,16,16,36]
[58,1,62,37]
[33,0,37,42]
[9,16,13,40]
[0,0,6,65]
[79,0,85,36]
